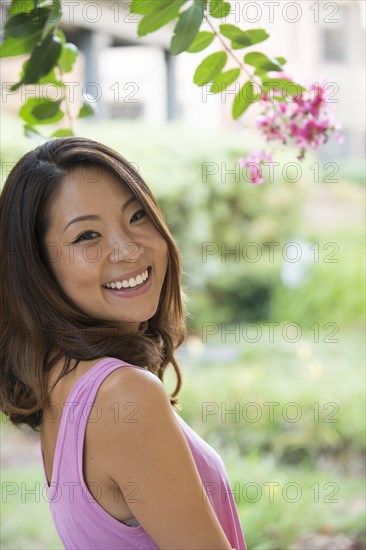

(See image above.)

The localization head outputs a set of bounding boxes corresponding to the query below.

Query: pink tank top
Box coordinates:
[39,357,247,549]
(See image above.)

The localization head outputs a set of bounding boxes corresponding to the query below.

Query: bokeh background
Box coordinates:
[1,1,365,548]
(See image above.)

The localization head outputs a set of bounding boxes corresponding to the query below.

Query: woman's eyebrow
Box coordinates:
[63,196,138,233]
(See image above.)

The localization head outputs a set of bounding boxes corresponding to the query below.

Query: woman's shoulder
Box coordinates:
[48,355,156,399]
[96,360,167,408]
[90,362,174,461]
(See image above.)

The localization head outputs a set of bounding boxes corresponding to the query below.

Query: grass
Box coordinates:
[222,450,365,549]
[1,464,63,549]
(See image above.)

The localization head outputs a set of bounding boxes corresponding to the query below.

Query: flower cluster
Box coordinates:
[240,75,344,184]
[238,149,273,185]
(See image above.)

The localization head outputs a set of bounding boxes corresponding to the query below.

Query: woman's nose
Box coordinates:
[108,238,144,263]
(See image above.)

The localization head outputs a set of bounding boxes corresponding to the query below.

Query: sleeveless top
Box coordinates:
[39,357,247,549]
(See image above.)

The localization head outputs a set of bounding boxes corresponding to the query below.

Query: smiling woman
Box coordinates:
[44,163,169,327]
[0,137,246,550]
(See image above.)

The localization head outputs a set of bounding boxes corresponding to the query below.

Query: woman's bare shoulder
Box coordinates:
[97,363,163,401]
[91,364,169,431]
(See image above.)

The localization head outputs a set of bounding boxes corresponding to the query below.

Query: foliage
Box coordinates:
[176,329,366,457]
[1,0,302,142]
[271,231,365,329]
[1,0,91,137]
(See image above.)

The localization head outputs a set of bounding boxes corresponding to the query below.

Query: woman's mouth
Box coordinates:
[102,266,152,298]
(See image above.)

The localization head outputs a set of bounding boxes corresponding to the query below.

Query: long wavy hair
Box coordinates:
[0,137,187,431]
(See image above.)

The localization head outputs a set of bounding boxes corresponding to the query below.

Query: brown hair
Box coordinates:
[0,137,187,431]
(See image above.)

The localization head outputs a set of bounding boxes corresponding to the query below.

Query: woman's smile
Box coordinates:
[102,266,153,298]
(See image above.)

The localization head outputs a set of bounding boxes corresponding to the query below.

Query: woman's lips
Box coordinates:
[103,266,152,298]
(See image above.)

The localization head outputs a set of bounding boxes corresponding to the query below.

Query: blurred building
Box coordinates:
[0,0,364,160]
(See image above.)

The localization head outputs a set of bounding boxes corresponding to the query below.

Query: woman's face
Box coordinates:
[44,165,168,329]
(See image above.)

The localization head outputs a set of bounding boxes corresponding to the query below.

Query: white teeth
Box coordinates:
[104,268,149,289]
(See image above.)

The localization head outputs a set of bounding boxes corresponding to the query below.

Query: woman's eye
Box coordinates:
[71,210,146,243]
[131,209,146,223]
[73,231,99,244]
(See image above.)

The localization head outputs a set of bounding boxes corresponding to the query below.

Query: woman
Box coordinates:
[0,137,246,549]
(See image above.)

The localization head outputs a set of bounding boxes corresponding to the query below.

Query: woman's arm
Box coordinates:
[98,367,233,550]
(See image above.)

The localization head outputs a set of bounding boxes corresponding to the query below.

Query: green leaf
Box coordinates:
[10,0,35,15]
[232,80,258,120]
[210,68,240,93]
[4,8,51,38]
[275,56,287,66]
[209,0,230,18]
[0,32,42,57]
[41,0,62,41]
[49,0,63,23]
[220,25,269,49]
[220,24,248,44]
[58,43,78,73]
[20,98,64,125]
[18,59,62,86]
[137,0,186,37]
[220,24,247,41]
[170,0,205,55]
[261,78,306,95]
[244,52,283,72]
[56,29,66,45]
[37,68,64,86]
[30,100,63,120]
[253,70,266,81]
[78,101,95,118]
[16,33,63,82]
[131,0,176,15]
[130,0,151,15]
[51,129,74,137]
[11,32,62,90]
[193,51,227,86]
[246,29,270,45]
[233,29,269,49]
[187,31,214,53]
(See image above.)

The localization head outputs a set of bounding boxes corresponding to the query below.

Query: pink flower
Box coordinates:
[239,149,273,185]
[252,76,343,159]
[238,75,343,176]
[289,118,330,148]
[279,102,287,114]
[256,110,286,143]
